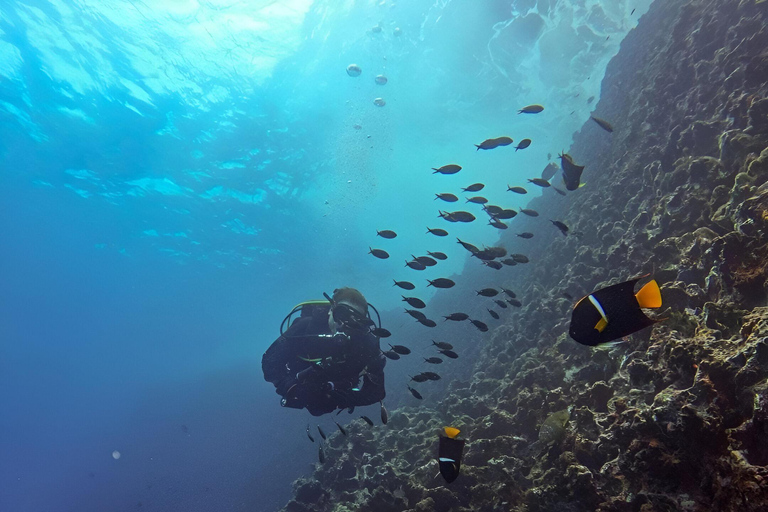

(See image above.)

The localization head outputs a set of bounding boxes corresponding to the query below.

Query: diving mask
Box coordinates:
[323,292,374,332]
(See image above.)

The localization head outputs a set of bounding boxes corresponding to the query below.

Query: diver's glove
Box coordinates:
[280,395,303,409]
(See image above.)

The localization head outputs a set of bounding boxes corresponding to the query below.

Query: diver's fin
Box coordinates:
[635,279,662,308]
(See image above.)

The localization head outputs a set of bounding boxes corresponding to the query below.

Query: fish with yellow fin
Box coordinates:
[569,275,662,346]
[559,152,585,191]
[438,427,465,483]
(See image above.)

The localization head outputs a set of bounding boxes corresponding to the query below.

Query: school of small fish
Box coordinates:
[314,67,617,469]
[357,101,612,416]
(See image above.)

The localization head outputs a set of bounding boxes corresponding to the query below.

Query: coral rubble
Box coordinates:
[278,0,768,510]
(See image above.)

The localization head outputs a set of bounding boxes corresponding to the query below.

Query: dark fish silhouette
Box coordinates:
[334,420,347,436]
[501,288,516,298]
[501,258,517,266]
[412,255,437,267]
[372,327,391,338]
[444,312,469,321]
[406,259,427,271]
[445,211,476,223]
[306,424,315,443]
[424,357,443,364]
[422,371,441,381]
[457,238,479,253]
[488,309,500,320]
[369,247,389,259]
[389,344,411,355]
[405,309,427,321]
[489,220,507,230]
[411,373,430,383]
[507,186,527,194]
[475,138,501,151]
[402,296,426,309]
[541,162,559,181]
[511,254,529,263]
[470,319,489,332]
[466,196,488,204]
[476,288,498,297]
[495,136,513,146]
[435,193,459,202]
[520,208,539,217]
[507,298,522,307]
[427,251,448,260]
[528,178,550,187]
[515,139,531,151]
[438,427,466,483]
[439,210,459,223]
[428,278,455,289]
[517,232,534,239]
[570,276,662,346]
[439,349,459,359]
[487,247,509,259]
[432,340,453,350]
[484,261,503,270]
[377,230,397,239]
[473,250,496,261]
[552,186,567,196]
[360,415,374,427]
[318,445,325,464]
[380,402,388,425]
[317,426,326,440]
[418,318,437,328]
[494,299,508,309]
[495,209,518,220]
[518,104,544,114]
[427,227,449,237]
[382,350,400,360]
[477,246,506,259]
[483,205,503,216]
[407,385,423,400]
[551,220,569,236]
[462,183,485,192]
[590,116,614,133]
[393,280,415,290]
[432,164,462,175]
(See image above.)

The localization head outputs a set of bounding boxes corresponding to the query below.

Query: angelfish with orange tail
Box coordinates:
[569,275,662,346]
[438,427,466,483]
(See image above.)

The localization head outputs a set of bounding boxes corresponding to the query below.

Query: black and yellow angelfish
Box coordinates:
[438,427,465,483]
[569,276,662,346]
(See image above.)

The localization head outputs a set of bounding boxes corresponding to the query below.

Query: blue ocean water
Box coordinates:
[0,1,649,510]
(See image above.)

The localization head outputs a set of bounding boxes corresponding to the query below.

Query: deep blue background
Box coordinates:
[0,1,647,510]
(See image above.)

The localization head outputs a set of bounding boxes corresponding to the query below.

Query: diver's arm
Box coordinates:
[350,373,385,406]
[262,335,292,385]
[349,353,386,406]
[261,318,314,391]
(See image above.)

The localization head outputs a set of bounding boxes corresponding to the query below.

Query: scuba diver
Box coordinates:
[262,287,386,416]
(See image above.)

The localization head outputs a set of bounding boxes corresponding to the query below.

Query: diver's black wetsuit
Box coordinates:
[262,304,386,416]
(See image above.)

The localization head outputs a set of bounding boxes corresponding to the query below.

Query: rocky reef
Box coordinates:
[278,0,768,510]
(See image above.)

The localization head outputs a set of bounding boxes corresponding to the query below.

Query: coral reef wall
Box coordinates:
[278,0,768,510]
